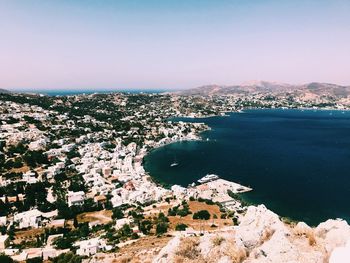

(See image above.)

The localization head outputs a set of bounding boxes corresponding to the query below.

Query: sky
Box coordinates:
[0,0,350,91]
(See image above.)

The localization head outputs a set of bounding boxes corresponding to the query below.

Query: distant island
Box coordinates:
[175,81,350,99]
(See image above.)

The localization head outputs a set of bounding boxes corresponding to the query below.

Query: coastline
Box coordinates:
[142,113,253,205]
[142,108,350,226]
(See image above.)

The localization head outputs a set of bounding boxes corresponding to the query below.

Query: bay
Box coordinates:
[144,109,350,225]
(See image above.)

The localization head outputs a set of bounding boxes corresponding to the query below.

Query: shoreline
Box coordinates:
[142,108,350,226]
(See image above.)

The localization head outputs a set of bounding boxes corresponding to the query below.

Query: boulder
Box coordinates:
[315,219,350,255]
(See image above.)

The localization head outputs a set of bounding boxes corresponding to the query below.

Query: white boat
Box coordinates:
[170,162,179,167]
[170,155,179,167]
[197,174,219,184]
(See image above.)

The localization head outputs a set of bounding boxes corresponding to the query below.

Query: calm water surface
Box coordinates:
[144,109,350,225]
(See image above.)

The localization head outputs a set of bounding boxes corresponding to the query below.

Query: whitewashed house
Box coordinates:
[67,191,85,207]
[75,238,109,256]
[14,209,43,229]
[0,234,9,249]
[0,216,6,226]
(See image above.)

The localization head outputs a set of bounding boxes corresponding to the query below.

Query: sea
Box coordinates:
[144,109,350,226]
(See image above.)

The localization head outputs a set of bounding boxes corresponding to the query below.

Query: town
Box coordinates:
[0,90,349,262]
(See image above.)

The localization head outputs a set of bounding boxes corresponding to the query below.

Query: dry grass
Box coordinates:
[9,165,29,174]
[167,201,232,231]
[306,230,317,246]
[174,237,205,262]
[261,227,275,243]
[13,228,45,244]
[77,209,112,224]
[211,235,225,246]
[224,239,247,263]
[111,235,172,263]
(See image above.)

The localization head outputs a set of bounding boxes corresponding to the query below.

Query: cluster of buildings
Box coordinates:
[0,93,211,261]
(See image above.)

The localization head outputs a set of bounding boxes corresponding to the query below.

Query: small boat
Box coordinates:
[170,162,179,167]
[170,155,179,167]
[197,174,219,184]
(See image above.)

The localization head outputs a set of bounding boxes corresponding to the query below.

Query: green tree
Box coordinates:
[73,216,79,228]
[53,252,82,263]
[0,254,13,263]
[140,220,153,235]
[27,257,43,263]
[24,182,47,207]
[175,223,188,231]
[193,210,210,220]
[112,207,124,219]
[156,222,168,236]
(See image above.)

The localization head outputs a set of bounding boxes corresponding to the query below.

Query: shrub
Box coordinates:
[156,222,168,235]
[131,232,139,239]
[175,238,203,261]
[27,257,43,263]
[140,220,153,235]
[193,210,210,220]
[53,252,82,263]
[175,223,188,231]
[112,207,124,219]
[212,235,225,246]
[0,254,13,263]
[306,230,316,246]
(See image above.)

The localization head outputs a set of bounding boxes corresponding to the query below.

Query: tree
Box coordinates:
[0,199,10,216]
[53,236,75,249]
[24,182,47,207]
[0,254,13,263]
[156,222,168,235]
[175,223,188,231]
[140,220,153,235]
[193,210,210,220]
[112,207,124,219]
[27,257,43,263]
[23,150,48,167]
[73,216,79,228]
[53,252,82,263]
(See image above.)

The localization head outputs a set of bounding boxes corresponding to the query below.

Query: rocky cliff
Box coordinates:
[153,205,350,263]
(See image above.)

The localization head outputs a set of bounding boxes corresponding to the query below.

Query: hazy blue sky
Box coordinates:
[1,0,350,91]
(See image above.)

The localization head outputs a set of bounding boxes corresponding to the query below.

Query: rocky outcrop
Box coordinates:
[153,205,350,263]
[153,235,182,263]
[330,240,350,263]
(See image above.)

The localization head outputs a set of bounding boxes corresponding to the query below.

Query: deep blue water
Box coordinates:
[144,109,350,225]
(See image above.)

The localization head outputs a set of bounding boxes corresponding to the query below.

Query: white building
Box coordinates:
[0,216,6,226]
[75,238,109,256]
[67,191,85,207]
[28,138,47,151]
[14,209,42,229]
[0,234,9,249]
[22,171,38,184]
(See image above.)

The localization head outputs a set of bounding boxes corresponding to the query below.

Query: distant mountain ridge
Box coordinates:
[176,81,350,98]
[0,88,10,94]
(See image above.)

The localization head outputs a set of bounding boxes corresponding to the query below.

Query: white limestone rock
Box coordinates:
[315,219,350,255]
[294,221,312,236]
[330,239,350,263]
[152,235,181,263]
[235,205,287,249]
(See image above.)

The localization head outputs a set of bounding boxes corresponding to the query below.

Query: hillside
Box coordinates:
[0,88,10,94]
[176,81,350,98]
[88,205,350,263]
